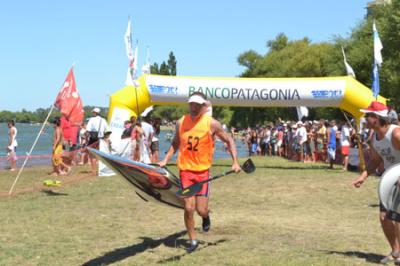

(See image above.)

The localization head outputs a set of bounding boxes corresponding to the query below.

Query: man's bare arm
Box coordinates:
[211,119,241,172]
[365,145,382,176]
[392,127,400,150]
[352,141,382,187]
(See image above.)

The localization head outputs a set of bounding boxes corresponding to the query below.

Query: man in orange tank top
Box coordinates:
[159,92,241,253]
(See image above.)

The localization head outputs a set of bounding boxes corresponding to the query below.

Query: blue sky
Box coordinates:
[0,0,369,111]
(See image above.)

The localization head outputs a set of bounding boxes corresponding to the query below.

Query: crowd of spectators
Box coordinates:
[237,106,399,171]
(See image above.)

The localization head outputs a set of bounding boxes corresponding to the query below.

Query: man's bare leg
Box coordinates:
[183,197,196,240]
[196,196,211,232]
[380,211,400,263]
[196,196,209,218]
[89,154,97,176]
[183,196,198,252]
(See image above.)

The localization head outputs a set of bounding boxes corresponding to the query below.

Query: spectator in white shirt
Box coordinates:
[295,121,307,162]
[140,115,154,164]
[86,107,109,175]
[340,120,351,170]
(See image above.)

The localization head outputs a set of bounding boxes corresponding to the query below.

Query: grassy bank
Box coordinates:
[0,157,387,265]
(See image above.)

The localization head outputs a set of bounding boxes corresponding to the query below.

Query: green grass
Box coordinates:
[0,157,389,265]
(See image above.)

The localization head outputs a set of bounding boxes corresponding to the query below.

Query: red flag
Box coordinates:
[54,68,84,125]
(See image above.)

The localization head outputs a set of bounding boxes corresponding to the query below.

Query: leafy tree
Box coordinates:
[159,62,169,75]
[267,32,288,52]
[150,63,159,74]
[237,50,261,77]
[167,52,177,76]
[150,51,186,121]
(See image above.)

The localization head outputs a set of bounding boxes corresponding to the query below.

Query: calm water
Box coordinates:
[0,123,248,169]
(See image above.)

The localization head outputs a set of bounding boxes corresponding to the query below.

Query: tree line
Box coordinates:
[0,106,109,124]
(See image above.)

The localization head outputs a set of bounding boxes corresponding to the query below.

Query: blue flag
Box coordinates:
[372,63,380,98]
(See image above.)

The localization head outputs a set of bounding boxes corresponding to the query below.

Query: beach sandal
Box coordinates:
[380,251,399,264]
[43,179,61,187]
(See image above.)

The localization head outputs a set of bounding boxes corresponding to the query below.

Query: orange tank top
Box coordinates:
[177,114,214,171]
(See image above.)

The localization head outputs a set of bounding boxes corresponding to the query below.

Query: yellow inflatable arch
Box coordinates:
[109,74,385,122]
[108,75,386,171]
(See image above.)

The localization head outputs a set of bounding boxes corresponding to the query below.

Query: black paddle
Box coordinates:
[176,159,255,197]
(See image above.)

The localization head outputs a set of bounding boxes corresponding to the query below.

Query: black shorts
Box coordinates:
[151,141,159,152]
[380,202,387,212]
[381,202,400,222]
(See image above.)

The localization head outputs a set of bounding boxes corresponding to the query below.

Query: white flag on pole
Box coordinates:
[142,46,151,74]
[341,46,356,78]
[124,18,134,62]
[125,68,134,86]
[132,41,139,78]
[373,21,383,66]
[296,106,309,121]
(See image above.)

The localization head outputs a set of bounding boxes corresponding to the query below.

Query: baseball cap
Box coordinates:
[188,95,206,104]
[360,101,388,117]
[92,107,101,113]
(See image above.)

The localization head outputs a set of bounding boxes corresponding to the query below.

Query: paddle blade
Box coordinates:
[242,159,256,174]
[176,182,203,197]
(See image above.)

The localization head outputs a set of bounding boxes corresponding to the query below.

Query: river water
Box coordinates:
[0,123,248,169]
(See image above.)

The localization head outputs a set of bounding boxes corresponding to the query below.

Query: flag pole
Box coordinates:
[125,16,140,117]
[8,104,55,195]
[8,64,74,195]
[132,40,140,117]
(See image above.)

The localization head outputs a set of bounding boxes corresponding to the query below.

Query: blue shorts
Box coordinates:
[251,143,257,153]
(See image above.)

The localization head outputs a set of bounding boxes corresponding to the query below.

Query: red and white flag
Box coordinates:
[124,18,139,85]
[54,68,84,125]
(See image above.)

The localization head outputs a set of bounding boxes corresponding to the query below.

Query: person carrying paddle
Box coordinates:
[159,91,241,253]
[352,101,400,264]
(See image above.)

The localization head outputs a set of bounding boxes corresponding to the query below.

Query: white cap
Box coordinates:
[188,95,206,105]
[92,107,101,113]
[297,121,304,126]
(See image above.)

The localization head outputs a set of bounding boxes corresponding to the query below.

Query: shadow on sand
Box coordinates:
[211,163,329,171]
[81,230,226,266]
[41,189,68,196]
[320,250,385,264]
[157,239,227,264]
